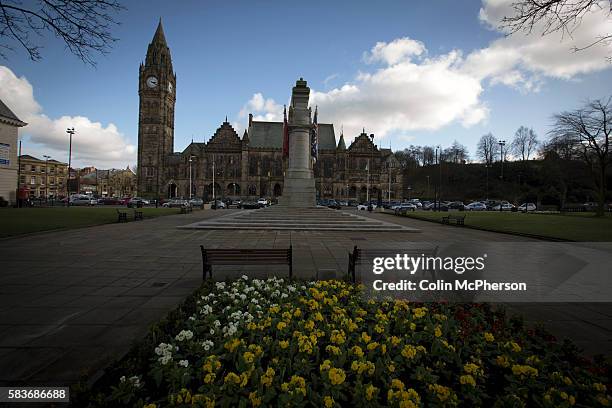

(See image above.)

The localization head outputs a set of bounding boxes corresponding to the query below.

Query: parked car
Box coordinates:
[492,202,515,211]
[518,203,537,212]
[394,203,417,214]
[465,202,487,211]
[447,201,466,211]
[189,198,204,208]
[357,203,377,211]
[337,200,348,206]
[211,200,226,209]
[327,199,341,209]
[163,199,190,208]
[240,201,260,209]
[97,197,122,205]
[347,200,358,207]
[127,197,150,208]
[257,198,269,207]
[70,195,96,206]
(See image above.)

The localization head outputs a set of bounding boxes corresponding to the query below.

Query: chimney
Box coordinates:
[248,113,253,127]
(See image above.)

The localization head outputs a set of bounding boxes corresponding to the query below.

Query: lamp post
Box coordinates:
[485,164,490,201]
[43,155,50,201]
[66,127,75,206]
[212,154,216,204]
[498,140,506,180]
[426,175,430,200]
[366,159,370,203]
[388,162,392,204]
[498,140,506,213]
[188,155,196,199]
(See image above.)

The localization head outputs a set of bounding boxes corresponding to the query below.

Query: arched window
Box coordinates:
[248,184,257,196]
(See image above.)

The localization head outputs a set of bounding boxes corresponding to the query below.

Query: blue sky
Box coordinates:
[1,0,611,167]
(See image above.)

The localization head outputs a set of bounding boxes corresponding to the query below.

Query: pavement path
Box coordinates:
[0,208,610,388]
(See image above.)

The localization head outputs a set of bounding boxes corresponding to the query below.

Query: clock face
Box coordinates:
[168,82,173,93]
[146,76,158,88]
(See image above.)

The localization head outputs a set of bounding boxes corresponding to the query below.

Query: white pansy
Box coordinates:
[175,330,194,342]
[178,360,189,367]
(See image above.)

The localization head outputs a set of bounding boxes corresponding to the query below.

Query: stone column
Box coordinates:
[279,78,316,208]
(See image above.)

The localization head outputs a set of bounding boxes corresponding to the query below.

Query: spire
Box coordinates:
[337,133,346,151]
[242,129,250,143]
[152,18,167,46]
[145,18,173,71]
[225,115,228,123]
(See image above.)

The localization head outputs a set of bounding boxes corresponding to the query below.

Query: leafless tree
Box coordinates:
[501,0,612,61]
[550,97,611,216]
[0,0,125,65]
[442,140,469,164]
[477,133,499,165]
[511,126,539,160]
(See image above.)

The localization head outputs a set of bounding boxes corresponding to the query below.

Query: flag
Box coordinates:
[311,106,319,161]
[282,105,289,158]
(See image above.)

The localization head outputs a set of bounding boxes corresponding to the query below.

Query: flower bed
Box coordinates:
[86,278,611,407]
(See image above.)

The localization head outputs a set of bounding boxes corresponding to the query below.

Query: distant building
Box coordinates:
[18,155,68,198]
[0,98,26,205]
[77,166,136,197]
[136,21,403,202]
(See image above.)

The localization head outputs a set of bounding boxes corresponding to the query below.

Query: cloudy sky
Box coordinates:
[0,0,611,168]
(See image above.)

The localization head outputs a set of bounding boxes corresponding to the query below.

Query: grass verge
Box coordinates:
[0,207,182,238]
[400,211,612,241]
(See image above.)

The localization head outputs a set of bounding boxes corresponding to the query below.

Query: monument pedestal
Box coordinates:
[280,177,316,208]
[278,78,317,208]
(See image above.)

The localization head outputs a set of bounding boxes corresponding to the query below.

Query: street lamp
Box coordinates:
[485,164,490,201]
[498,140,506,180]
[498,140,506,213]
[66,127,76,206]
[43,155,50,201]
[188,155,196,199]
[426,175,430,200]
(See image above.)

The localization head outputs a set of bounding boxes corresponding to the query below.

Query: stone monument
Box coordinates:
[279,78,317,208]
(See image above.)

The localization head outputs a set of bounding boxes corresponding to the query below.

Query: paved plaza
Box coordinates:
[0,208,610,387]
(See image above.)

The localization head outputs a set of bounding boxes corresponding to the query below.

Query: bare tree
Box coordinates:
[0,0,125,65]
[501,0,612,61]
[550,97,611,216]
[477,133,499,165]
[442,140,469,164]
[511,126,539,160]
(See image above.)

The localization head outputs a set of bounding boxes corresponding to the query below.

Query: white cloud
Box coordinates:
[364,37,426,65]
[0,66,135,168]
[239,92,284,122]
[310,44,487,141]
[239,2,611,146]
[466,0,612,86]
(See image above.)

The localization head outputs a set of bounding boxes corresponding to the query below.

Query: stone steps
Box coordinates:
[179,207,420,232]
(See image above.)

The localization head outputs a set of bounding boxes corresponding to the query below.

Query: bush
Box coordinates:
[86,278,611,407]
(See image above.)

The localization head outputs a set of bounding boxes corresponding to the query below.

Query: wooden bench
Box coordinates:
[200,246,292,280]
[116,209,128,223]
[441,214,465,225]
[133,210,143,221]
[347,246,438,283]
[181,205,193,214]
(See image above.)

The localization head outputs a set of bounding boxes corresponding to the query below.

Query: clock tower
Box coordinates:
[137,19,176,199]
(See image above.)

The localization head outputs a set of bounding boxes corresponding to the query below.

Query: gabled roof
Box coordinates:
[247,121,336,150]
[0,98,26,126]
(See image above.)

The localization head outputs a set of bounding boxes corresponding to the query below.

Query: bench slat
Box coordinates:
[201,246,292,280]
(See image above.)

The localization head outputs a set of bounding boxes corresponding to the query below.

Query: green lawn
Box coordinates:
[0,207,182,238]
[402,211,612,241]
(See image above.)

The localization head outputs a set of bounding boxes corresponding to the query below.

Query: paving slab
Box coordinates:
[0,207,610,388]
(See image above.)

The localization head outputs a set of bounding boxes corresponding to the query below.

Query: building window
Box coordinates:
[30,176,36,185]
